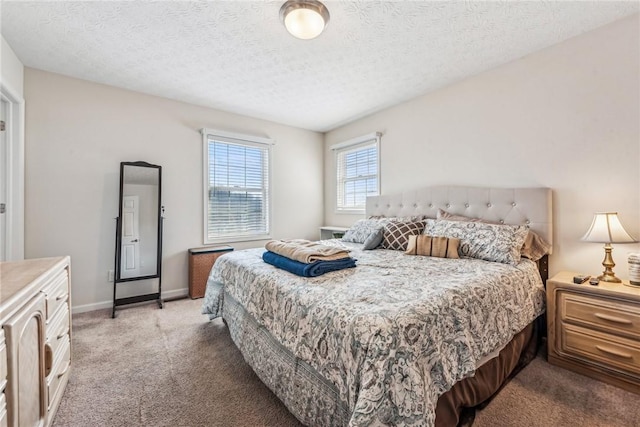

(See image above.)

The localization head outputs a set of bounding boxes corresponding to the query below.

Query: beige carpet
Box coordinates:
[53,299,638,427]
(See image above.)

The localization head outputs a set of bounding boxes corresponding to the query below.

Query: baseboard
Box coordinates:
[71,288,189,314]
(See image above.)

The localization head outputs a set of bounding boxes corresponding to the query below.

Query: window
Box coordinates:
[334,132,380,213]
[202,129,271,243]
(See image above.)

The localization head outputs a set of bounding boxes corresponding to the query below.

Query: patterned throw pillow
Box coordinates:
[424,218,528,266]
[405,235,460,258]
[342,219,391,244]
[437,209,551,261]
[381,221,426,251]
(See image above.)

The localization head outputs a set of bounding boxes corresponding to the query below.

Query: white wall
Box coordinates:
[1,35,23,97]
[325,15,640,280]
[24,68,324,312]
[1,35,25,260]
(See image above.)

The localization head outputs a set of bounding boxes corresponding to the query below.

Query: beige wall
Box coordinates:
[325,15,640,280]
[24,68,324,312]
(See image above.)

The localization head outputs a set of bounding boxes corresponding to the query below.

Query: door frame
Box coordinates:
[0,80,25,261]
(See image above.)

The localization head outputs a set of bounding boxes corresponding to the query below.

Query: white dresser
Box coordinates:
[0,257,71,427]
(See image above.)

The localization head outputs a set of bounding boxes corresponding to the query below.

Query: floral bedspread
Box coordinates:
[202,241,545,426]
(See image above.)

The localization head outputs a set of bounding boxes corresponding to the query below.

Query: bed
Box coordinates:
[202,186,552,426]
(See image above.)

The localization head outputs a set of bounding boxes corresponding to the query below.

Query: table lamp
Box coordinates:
[581,212,637,283]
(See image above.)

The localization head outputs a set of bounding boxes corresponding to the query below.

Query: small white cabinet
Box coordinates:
[319,226,349,240]
[0,257,71,427]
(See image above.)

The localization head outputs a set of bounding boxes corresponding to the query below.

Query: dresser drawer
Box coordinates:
[561,323,640,375]
[47,338,70,409]
[46,303,70,358]
[0,335,6,392]
[0,393,6,427]
[42,268,70,320]
[561,291,640,340]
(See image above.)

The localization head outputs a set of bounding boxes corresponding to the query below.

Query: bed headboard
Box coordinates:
[366,186,553,253]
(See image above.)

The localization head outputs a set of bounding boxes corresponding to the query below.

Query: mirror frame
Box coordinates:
[115,161,163,282]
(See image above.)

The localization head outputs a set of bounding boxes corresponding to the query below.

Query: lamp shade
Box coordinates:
[280,0,330,40]
[581,212,637,243]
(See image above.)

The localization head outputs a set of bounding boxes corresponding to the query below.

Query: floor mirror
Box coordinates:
[113,161,163,318]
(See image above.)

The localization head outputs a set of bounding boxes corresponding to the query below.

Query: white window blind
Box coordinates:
[202,129,271,243]
[334,133,380,212]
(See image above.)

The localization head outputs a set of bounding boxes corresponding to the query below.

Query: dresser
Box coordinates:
[547,271,640,393]
[0,257,71,427]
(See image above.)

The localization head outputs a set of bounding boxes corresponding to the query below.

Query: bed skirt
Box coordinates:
[221,286,540,427]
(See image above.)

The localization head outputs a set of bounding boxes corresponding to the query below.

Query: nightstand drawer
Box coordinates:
[561,292,640,340]
[562,323,640,375]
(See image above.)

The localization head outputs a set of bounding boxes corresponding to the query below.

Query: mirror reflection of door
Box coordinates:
[121,195,140,278]
[118,164,160,280]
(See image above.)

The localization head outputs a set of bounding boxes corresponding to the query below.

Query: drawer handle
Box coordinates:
[55,294,68,302]
[44,344,53,377]
[57,363,70,379]
[595,345,633,359]
[57,329,70,340]
[594,313,632,325]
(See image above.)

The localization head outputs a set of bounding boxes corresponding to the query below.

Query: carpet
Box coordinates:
[52,298,638,427]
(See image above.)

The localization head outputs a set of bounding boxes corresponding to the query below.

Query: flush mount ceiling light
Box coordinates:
[280,0,330,40]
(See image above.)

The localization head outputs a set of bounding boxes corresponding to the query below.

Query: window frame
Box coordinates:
[332,132,381,214]
[201,128,273,244]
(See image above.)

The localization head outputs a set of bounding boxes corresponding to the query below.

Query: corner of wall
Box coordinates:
[1,35,25,260]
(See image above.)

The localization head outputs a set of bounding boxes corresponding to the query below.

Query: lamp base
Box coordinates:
[598,243,621,283]
[597,273,622,283]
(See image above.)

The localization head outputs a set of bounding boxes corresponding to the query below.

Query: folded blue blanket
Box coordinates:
[262,251,356,277]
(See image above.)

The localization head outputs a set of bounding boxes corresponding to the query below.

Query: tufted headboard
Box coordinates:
[366,186,553,254]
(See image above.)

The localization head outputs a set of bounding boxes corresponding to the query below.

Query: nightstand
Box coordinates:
[546,271,640,393]
[188,246,233,299]
[319,226,349,240]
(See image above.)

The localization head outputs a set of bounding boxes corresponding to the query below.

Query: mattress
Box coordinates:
[202,240,546,426]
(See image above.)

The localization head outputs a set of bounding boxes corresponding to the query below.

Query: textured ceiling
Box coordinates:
[2,1,638,132]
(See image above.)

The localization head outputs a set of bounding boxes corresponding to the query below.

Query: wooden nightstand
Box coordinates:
[547,271,640,393]
[188,246,233,299]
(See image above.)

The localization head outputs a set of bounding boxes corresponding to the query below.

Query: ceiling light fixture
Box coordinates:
[280,0,330,40]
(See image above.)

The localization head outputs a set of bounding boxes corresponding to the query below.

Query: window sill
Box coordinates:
[205,235,272,245]
[335,209,366,215]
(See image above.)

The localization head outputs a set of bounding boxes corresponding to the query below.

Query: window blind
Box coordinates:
[204,132,270,243]
[335,136,379,212]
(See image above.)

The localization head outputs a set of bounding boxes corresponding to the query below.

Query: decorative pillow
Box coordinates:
[381,221,426,251]
[405,234,460,258]
[369,214,433,222]
[437,209,551,261]
[362,228,384,250]
[342,219,382,243]
[521,231,552,262]
[424,218,528,266]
